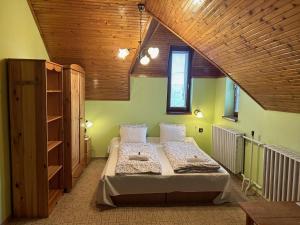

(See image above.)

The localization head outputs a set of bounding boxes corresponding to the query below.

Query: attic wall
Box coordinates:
[146,0,300,113]
[132,24,224,78]
[214,77,300,189]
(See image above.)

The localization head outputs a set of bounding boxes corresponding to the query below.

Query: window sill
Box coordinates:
[167,111,192,115]
[222,115,238,122]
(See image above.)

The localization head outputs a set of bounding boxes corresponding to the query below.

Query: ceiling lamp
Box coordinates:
[148,47,159,59]
[117,3,159,66]
[118,48,130,59]
[140,55,150,65]
[193,0,204,5]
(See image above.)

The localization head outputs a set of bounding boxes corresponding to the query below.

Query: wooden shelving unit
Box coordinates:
[47,90,62,93]
[47,115,62,123]
[8,59,64,218]
[48,165,63,181]
[48,141,63,152]
[46,61,64,216]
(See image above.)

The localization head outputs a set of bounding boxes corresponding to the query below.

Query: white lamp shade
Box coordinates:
[148,47,159,59]
[193,0,204,4]
[194,109,204,118]
[140,55,150,65]
[118,48,129,59]
[85,120,93,128]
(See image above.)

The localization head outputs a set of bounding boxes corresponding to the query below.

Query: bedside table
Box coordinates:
[84,137,91,167]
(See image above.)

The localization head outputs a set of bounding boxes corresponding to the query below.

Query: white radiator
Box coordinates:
[212,125,244,174]
[263,145,300,201]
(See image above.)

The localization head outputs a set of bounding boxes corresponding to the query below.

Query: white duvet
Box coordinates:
[115,143,162,175]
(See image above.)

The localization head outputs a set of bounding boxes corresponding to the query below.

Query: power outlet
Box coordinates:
[198,128,204,133]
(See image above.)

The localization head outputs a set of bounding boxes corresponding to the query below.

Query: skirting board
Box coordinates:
[1,215,11,225]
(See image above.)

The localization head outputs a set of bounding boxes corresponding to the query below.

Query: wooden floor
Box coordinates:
[8,158,261,225]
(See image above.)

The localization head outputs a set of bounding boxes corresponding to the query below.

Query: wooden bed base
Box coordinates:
[111,192,220,206]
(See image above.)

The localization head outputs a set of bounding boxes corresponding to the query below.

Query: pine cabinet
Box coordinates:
[63,64,85,192]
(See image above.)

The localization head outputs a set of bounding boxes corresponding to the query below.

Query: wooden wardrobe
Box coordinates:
[8,59,64,218]
[63,64,85,192]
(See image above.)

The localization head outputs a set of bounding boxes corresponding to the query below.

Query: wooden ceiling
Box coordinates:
[132,24,224,78]
[146,0,300,113]
[28,0,150,100]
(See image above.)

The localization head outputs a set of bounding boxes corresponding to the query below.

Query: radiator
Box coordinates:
[263,145,300,201]
[212,125,244,174]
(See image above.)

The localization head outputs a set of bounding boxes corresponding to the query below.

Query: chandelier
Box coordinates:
[117,3,159,65]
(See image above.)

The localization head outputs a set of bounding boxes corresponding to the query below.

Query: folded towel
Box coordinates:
[129,154,149,161]
[186,155,203,163]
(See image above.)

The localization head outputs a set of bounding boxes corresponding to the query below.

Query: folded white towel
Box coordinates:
[186,155,203,163]
[128,154,149,161]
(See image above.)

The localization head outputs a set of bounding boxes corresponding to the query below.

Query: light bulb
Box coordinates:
[148,47,159,59]
[194,109,204,118]
[85,120,93,128]
[193,0,204,4]
[118,48,129,59]
[140,55,150,65]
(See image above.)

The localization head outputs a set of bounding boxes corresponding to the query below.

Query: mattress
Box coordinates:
[97,137,231,206]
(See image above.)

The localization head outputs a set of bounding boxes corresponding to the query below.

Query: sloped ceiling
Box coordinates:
[132,24,224,78]
[28,0,150,100]
[145,0,300,113]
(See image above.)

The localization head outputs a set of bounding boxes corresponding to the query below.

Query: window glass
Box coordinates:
[170,51,189,108]
[224,77,240,119]
[167,46,193,114]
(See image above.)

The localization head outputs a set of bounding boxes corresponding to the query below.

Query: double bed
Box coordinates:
[97,137,231,207]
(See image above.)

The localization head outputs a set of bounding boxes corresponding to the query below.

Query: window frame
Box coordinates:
[166,45,194,114]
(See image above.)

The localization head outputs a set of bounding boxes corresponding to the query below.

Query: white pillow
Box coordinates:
[120,124,147,143]
[160,123,186,143]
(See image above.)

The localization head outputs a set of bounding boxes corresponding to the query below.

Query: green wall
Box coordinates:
[86,76,300,191]
[0,0,49,223]
[214,77,300,187]
[86,77,217,157]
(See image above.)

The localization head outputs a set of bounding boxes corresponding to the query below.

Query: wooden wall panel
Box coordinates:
[28,0,150,100]
[132,24,224,77]
[145,0,300,113]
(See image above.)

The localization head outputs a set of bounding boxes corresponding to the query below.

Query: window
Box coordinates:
[167,46,194,114]
[223,78,240,121]
[233,83,240,117]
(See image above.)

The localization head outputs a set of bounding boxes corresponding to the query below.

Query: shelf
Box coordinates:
[48,165,62,181]
[47,115,62,123]
[47,141,63,152]
[48,189,63,213]
[47,90,62,93]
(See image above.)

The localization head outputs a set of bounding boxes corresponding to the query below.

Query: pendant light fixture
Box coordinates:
[117,3,159,66]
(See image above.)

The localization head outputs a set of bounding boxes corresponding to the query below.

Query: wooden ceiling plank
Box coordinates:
[146,0,300,112]
[28,0,151,100]
[204,7,300,55]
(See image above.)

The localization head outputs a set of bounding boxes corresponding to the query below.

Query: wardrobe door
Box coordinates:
[79,72,85,167]
[71,71,81,177]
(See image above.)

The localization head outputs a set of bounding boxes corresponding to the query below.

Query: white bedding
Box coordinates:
[97,137,231,207]
[115,143,161,175]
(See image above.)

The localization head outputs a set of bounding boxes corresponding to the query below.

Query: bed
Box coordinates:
[97,137,231,207]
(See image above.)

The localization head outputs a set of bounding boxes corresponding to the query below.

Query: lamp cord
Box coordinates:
[139,7,142,57]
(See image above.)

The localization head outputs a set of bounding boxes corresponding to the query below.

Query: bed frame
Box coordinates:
[111,191,220,206]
